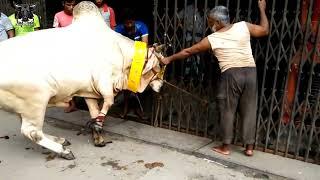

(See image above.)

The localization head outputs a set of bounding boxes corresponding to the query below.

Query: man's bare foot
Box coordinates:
[212,144,230,155]
[134,109,148,121]
[64,100,78,113]
[119,113,127,119]
[64,106,78,113]
[244,144,254,156]
[120,105,128,119]
[244,149,254,156]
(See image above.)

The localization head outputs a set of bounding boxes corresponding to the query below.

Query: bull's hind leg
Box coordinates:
[19,96,75,160]
[0,87,73,159]
[21,118,75,160]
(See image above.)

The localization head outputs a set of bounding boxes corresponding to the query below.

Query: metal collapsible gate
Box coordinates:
[152,0,320,164]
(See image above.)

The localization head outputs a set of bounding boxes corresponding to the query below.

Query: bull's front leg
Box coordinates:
[85,98,100,119]
[85,97,113,147]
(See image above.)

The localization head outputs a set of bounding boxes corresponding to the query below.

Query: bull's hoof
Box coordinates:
[92,128,112,147]
[94,141,107,147]
[62,139,72,146]
[93,135,107,147]
[60,151,75,160]
[93,137,112,147]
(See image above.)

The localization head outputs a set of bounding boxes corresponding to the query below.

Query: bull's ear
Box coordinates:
[154,44,166,53]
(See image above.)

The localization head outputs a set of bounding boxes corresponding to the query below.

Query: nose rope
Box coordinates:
[161,80,208,105]
[158,38,208,105]
[134,94,144,113]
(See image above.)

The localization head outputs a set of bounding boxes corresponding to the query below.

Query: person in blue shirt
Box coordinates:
[115,8,149,120]
[115,8,148,44]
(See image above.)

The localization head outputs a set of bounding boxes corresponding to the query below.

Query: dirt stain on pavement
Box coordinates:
[60,163,77,172]
[68,164,76,169]
[144,162,164,169]
[136,160,144,164]
[46,153,57,161]
[42,151,51,155]
[0,135,9,140]
[101,160,127,170]
[244,170,270,179]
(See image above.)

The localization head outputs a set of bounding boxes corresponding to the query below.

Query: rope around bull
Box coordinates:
[155,35,209,106]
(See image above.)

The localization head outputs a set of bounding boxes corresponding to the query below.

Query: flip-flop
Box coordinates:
[212,147,230,155]
[244,149,254,156]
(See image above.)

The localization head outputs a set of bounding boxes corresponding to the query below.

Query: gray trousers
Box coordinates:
[216,67,257,145]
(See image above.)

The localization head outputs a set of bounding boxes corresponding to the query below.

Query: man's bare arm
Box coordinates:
[246,0,269,37]
[161,37,211,64]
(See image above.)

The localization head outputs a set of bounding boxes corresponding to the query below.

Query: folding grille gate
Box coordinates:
[152,0,320,164]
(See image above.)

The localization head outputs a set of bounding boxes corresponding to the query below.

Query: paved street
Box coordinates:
[0,110,283,180]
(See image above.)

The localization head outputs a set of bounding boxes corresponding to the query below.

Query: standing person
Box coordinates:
[178,0,205,44]
[0,12,14,42]
[178,0,206,83]
[115,8,149,44]
[115,8,149,120]
[53,0,76,28]
[282,0,320,124]
[94,0,116,30]
[161,0,269,156]
[9,3,40,36]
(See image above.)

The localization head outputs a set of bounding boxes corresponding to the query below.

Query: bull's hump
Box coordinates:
[72,1,107,30]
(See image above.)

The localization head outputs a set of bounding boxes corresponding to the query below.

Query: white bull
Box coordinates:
[0,1,163,160]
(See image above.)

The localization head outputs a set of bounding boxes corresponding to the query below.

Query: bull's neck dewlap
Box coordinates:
[128,41,147,92]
